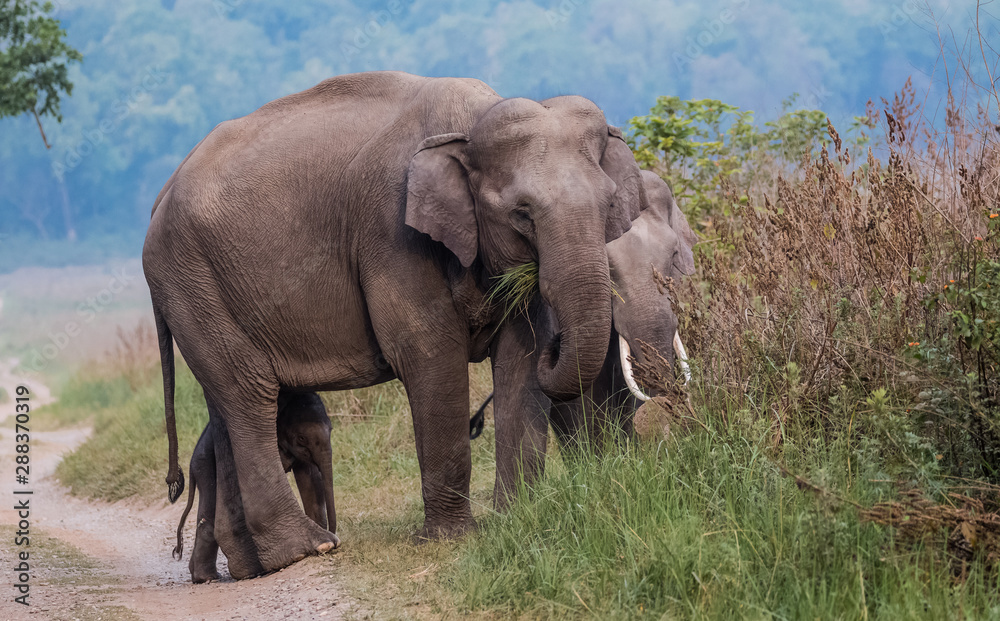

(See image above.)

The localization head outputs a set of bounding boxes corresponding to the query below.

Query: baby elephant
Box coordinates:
[173,392,337,583]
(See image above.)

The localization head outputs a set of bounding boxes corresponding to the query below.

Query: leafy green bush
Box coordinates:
[626,94,831,229]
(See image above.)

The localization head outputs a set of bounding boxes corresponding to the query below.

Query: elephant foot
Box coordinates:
[190,567,221,584]
[289,536,339,564]
[227,561,264,581]
[254,518,340,573]
[318,533,341,553]
[414,518,477,544]
[189,521,223,584]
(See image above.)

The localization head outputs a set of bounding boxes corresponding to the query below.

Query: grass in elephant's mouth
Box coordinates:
[486,261,622,327]
[486,261,539,324]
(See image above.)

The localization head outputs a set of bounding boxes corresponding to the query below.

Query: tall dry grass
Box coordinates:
[675,73,1000,479]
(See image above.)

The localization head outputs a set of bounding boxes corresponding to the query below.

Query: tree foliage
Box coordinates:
[627,95,832,226]
[0,0,81,147]
[0,0,975,265]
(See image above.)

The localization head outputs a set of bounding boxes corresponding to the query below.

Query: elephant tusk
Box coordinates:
[674,331,691,384]
[619,334,651,402]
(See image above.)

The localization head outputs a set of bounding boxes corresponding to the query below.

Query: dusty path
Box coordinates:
[0,357,54,408]
[0,423,353,620]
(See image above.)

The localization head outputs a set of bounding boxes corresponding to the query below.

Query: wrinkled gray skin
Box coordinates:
[143,71,647,578]
[484,171,697,504]
[173,393,336,584]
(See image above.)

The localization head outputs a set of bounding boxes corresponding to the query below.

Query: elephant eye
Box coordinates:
[511,202,536,242]
[512,205,532,223]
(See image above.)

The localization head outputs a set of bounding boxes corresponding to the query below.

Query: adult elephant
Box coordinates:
[481,171,697,505]
[143,71,646,578]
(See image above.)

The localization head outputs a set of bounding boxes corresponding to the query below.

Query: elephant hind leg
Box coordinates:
[188,422,221,583]
[210,416,263,579]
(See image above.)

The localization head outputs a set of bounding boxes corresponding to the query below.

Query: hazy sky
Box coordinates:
[0,0,995,255]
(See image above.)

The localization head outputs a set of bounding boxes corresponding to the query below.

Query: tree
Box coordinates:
[0,0,81,148]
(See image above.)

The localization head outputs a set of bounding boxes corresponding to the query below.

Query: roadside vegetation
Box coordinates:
[443,66,1000,617]
[34,48,1000,619]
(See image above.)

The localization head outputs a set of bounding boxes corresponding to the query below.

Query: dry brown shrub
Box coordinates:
[676,77,1000,464]
[102,320,159,391]
[631,340,697,440]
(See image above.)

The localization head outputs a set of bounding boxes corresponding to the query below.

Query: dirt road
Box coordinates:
[0,424,353,620]
[0,357,54,409]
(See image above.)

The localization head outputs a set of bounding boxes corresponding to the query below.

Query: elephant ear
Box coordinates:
[667,192,697,276]
[600,126,646,243]
[405,133,478,268]
[640,170,697,276]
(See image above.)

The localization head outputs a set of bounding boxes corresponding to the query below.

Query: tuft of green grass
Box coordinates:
[486,261,539,323]
[485,261,623,326]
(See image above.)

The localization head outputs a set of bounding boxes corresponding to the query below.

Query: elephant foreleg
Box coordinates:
[366,270,476,540]
[490,310,551,511]
[209,415,265,579]
[389,346,475,540]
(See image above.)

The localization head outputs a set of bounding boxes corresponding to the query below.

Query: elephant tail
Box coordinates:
[470,392,493,440]
[155,306,185,503]
[173,469,197,560]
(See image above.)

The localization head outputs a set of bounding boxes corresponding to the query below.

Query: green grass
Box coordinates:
[487,261,539,324]
[45,360,1000,619]
[52,363,210,500]
[449,428,1000,619]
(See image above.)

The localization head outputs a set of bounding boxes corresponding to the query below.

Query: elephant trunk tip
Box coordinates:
[166,468,185,504]
[536,330,593,402]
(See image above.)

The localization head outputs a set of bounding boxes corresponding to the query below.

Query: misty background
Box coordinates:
[0,0,987,271]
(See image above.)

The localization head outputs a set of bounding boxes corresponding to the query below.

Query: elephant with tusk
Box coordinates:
[476,170,696,501]
[617,328,691,402]
[144,71,649,577]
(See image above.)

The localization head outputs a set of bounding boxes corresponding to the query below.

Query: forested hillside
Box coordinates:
[0,0,978,267]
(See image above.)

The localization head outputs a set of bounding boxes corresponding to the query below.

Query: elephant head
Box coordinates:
[610,170,697,401]
[406,96,646,400]
[540,171,697,450]
[473,171,698,448]
[276,393,337,534]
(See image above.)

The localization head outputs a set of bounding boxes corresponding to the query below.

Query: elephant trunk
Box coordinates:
[319,453,337,536]
[535,235,613,401]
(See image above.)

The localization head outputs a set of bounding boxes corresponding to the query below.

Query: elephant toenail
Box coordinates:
[316,541,335,554]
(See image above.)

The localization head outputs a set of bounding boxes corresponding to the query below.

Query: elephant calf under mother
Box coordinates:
[174,392,336,583]
[144,70,649,578]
